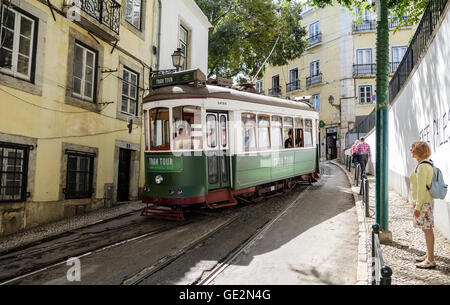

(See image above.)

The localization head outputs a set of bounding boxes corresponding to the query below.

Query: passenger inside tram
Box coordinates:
[284,129,294,148]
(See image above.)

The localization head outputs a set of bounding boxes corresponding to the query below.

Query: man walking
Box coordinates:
[355,137,371,178]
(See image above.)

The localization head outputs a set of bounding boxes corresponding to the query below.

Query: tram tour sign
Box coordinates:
[151,69,206,89]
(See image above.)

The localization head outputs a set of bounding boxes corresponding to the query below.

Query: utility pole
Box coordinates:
[375,0,392,242]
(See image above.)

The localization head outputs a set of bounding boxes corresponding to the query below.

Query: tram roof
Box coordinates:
[143,85,317,112]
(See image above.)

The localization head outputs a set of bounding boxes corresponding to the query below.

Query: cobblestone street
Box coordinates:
[337,161,450,285]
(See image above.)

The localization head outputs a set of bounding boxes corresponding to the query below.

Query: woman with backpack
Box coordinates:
[410,141,436,269]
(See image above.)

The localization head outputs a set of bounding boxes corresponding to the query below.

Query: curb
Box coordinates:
[330,160,370,285]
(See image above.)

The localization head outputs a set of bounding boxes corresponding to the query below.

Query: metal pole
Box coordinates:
[371,224,378,285]
[375,0,390,231]
[365,177,370,217]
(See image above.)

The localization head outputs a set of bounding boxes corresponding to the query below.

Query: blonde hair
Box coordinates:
[412,141,431,160]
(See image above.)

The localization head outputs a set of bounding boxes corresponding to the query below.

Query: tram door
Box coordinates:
[206,111,230,190]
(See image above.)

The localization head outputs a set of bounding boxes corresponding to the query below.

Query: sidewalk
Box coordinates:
[0,201,143,254]
[333,160,450,285]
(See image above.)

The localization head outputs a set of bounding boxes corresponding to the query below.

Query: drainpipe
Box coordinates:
[155,0,162,71]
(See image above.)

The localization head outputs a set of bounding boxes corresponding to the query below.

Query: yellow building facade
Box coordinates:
[0,0,156,235]
[261,5,416,161]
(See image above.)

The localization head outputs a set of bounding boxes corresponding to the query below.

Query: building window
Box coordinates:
[312,94,320,110]
[392,46,407,62]
[287,68,299,92]
[359,85,373,104]
[356,8,371,21]
[255,80,264,94]
[0,143,29,202]
[125,0,142,29]
[310,60,320,76]
[355,49,375,75]
[121,67,139,116]
[65,152,94,199]
[0,7,35,81]
[270,75,281,96]
[72,42,97,102]
[309,21,320,36]
[179,25,188,71]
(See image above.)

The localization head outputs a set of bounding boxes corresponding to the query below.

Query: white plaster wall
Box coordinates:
[158,0,211,75]
[365,7,450,239]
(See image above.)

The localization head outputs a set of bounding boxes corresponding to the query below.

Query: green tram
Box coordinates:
[141,79,320,220]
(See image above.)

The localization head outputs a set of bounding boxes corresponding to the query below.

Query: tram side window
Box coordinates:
[173,106,202,150]
[283,117,294,149]
[150,108,170,150]
[206,114,218,148]
[304,119,313,147]
[242,113,257,152]
[295,118,304,148]
[258,115,271,150]
[271,116,283,149]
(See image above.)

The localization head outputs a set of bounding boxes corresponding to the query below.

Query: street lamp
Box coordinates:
[171,48,185,72]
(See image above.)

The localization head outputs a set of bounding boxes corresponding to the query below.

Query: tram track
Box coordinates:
[0,214,213,285]
[122,184,312,285]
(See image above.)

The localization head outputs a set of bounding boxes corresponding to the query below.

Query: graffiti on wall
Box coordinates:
[419,109,450,152]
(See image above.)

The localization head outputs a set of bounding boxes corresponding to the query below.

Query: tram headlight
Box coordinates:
[155,175,163,184]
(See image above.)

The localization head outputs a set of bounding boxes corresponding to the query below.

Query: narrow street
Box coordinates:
[0,162,358,285]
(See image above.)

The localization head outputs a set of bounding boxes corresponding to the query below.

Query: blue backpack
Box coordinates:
[418,160,448,200]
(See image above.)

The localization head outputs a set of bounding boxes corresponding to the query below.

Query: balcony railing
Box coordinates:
[307,33,322,47]
[69,0,121,36]
[352,20,376,32]
[269,87,281,96]
[306,73,322,87]
[389,0,449,102]
[389,62,400,74]
[286,80,300,92]
[353,64,376,76]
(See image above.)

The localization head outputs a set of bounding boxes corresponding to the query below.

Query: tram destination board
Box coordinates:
[151,69,205,89]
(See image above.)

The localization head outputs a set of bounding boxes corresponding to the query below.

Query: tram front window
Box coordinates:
[150,108,170,150]
[173,106,202,150]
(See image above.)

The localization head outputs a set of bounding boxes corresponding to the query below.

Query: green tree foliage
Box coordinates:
[195,0,308,80]
[310,0,429,27]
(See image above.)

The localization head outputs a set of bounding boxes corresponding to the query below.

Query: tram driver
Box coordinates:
[174,126,192,150]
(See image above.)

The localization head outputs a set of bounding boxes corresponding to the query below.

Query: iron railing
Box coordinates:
[76,0,121,35]
[286,80,300,92]
[389,62,400,74]
[372,224,393,285]
[353,64,376,76]
[345,108,376,149]
[353,20,376,32]
[269,87,281,96]
[307,33,322,47]
[306,73,322,87]
[389,0,449,102]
